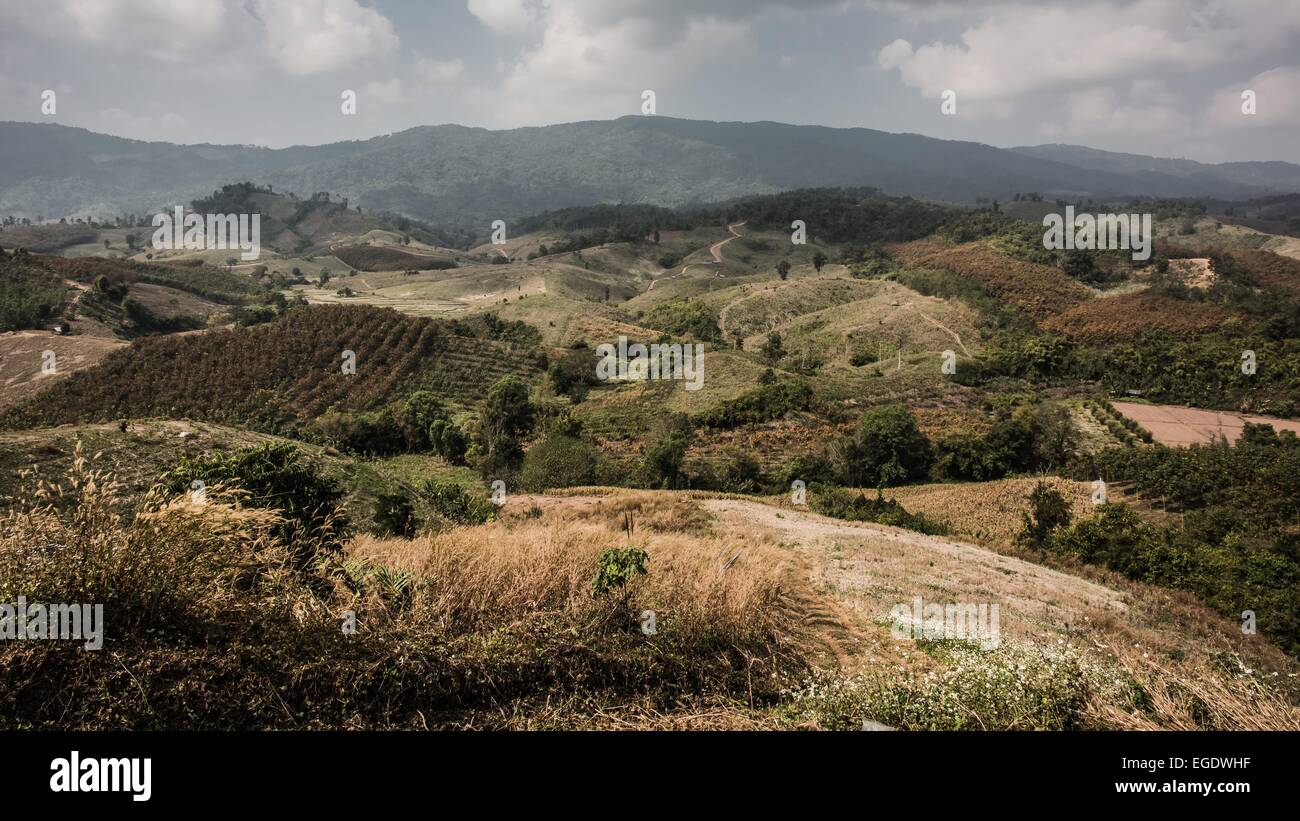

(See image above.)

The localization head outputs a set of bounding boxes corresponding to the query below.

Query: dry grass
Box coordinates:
[347,506,796,648]
[1086,644,1300,730]
[0,459,810,729]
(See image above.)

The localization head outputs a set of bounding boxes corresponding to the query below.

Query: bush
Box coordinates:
[592,546,649,596]
[641,413,695,489]
[373,492,417,538]
[428,418,469,464]
[1016,481,1072,549]
[548,344,600,400]
[696,379,813,429]
[316,407,406,455]
[811,487,947,535]
[716,448,764,493]
[416,479,495,527]
[518,433,603,490]
[165,442,348,571]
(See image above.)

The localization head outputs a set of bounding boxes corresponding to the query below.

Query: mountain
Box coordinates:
[3,117,1299,227]
[1011,143,1300,196]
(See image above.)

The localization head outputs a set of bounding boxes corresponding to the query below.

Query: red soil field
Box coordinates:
[1112,400,1300,446]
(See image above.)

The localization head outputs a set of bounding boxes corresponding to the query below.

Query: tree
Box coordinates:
[812,251,827,272]
[642,413,694,489]
[759,331,785,366]
[474,375,535,476]
[1016,481,1071,550]
[841,404,932,488]
[776,260,791,280]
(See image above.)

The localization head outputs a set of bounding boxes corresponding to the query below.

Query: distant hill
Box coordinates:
[3,118,1299,227]
[1011,143,1300,197]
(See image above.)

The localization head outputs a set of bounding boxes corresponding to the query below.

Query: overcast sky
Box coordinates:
[1,0,1298,163]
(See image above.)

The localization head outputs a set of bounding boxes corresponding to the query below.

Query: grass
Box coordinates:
[0,454,806,729]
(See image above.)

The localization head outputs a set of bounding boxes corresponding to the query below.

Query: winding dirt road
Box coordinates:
[649,222,746,290]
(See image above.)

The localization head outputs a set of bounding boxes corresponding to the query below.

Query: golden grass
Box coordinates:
[349,494,797,649]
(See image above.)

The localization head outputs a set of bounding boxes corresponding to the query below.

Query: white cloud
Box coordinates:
[252,0,400,76]
[876,38,913,70]
[1207,66,1300,128]
[415,57,466,84]
[5,0,227,63]
[467,0,540,35]
[479,0,760,125]
[876,0,1300,101]
[3,0,399,77]
[1055,86,1187,136]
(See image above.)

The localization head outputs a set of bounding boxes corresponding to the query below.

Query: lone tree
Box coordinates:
[813,251,827,272]
[776,260,791,281]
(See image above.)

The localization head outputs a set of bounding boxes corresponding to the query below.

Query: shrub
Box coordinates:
[695,379,812,429]
[592,546,649,596]
[641,413,695,489]
[416,479,495,527]
[716,448,764,493]
[518,433,603,490]
[165,442,348,571]
[316,407,406,455]
[373,492,418,538]
[811,487,947,535]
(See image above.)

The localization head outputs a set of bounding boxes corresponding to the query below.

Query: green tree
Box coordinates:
[812,251,827,272]
[776,260,791,280]
[1016,481,1072,549]
[642,413,695,489]
[841,404,932,487]
[474,375,535,476]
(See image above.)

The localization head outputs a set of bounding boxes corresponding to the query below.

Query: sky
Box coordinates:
[1,0,1298,163]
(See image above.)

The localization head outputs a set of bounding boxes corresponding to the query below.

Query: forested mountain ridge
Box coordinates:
[4,117,1298,227]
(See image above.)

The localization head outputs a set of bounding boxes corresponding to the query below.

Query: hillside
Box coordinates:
[1,304,544,434]
[4,118,1299,227]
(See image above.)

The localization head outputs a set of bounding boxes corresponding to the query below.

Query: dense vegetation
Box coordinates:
[0,250,69,331]
[1058,426,1300,655]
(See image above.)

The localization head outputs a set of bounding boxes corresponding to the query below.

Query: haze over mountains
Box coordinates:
[4,116,1300,227]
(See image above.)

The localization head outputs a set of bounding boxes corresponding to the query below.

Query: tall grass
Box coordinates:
[0,451,804,729]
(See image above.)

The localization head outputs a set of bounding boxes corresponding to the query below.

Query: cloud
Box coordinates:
[1053,86,1187,137]
[415,57,466,84]
[479,0,771,125]
[467,0,540,35]
[251,0,400,76]
[1207,66,1300,128]
[876,38,913,70]
[3,0,399,76]
[875,0,1300,101]
[4,0,227,63]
